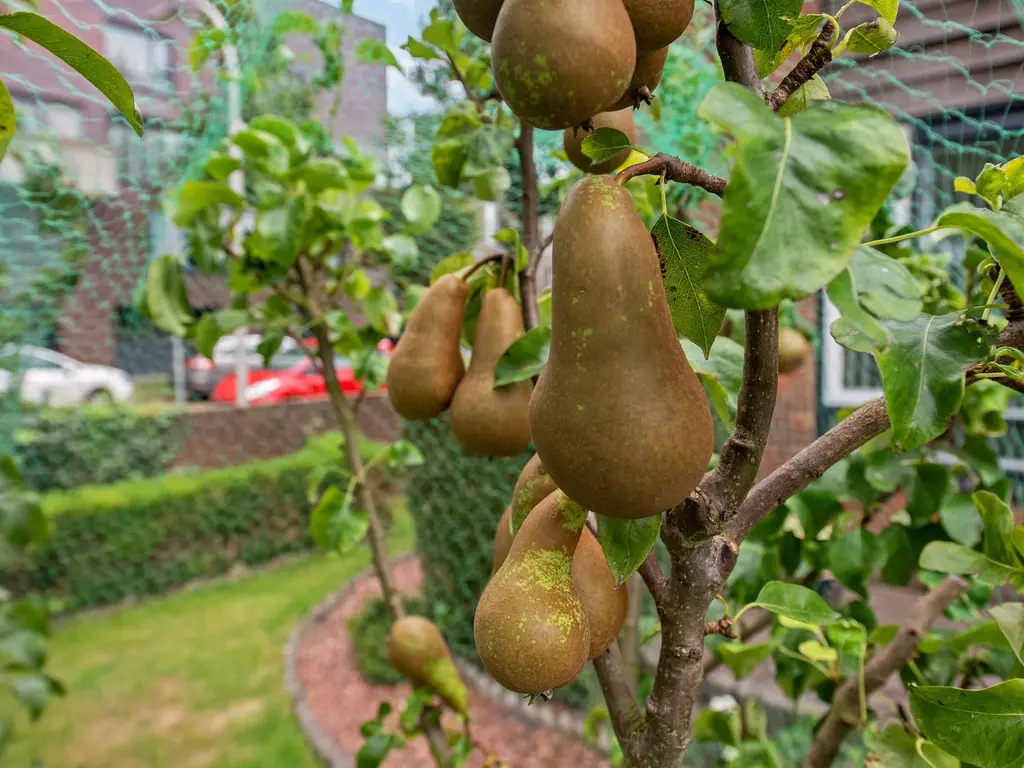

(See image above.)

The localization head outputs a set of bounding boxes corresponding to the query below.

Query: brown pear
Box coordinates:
[454,0,505,42]
[388,616,469,713]
[563,109,638,176]
[573,528,629,659]
[492,0,636,130]
[622,0,695,52]
[474,490,590,694]
[606,46,669,111]
[386,274,469,421]
[449,288,532,456]
[529,176,714,519]
[492,505,514,576]
[511,453,558,534]
[779,327,811,374]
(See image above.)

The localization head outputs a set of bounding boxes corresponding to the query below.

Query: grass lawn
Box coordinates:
[3,508,415,768]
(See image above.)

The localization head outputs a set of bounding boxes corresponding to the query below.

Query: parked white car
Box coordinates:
[0,346,134,407]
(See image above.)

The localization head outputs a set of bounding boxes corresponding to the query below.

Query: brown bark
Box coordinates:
[516,121,540,332]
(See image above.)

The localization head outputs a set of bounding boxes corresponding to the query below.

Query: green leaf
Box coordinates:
[430,252,475,284]
[976,164,1007,208]
[1003,156,1024,201]
[171,181,243,227]
[581,128,634,164]
[356,39,400,69]
[253,196,305,266]
[356,731,399,768]
[0,497,47,549]
[9,674,61,720]
[698,83,909,309]
[421,17,461,56]
[827,527,883,597]
[869,624,900,646]
[596,515,662,586]
[935,206,1024,301]
[431,138,467,188]
[194,309,248,360]
[651,216,726,358]
[715,641,776,679]
[0,630,46,670]
[955,177,978,195]
[204,152,241,182]
[402,36,440,61]
[494,228,530,273]
[383,234,418,269]
[867,724,959,768]
[146,255,193,337]
[1015,525,1024,559]
[754,14,829,78]
[693,707,742,747]
[908,463,949,526]
[851,246,923,321]
[750,581,841,625]
[0,12,142,135]
[974,491,1023,568]
[682,337,744,428]
[309,485,369,554]
[855,0,898,24]
[875,314,993,452]
[940,493,984,548]
[919,541,1017,586]
[777,75,831,118]
[717,0,804,53]
[471,165,511,202]
[0,80,14,161]
[494,326,551,388]
[844,18,899,56]
[827,620,868,658]
[250,115,306,154]
[828,267,890,353]
[364,286,401,337]
[991,603,1024,666]
[798,640,838,663]
[910,681,1024,768]
[272,9,318,35]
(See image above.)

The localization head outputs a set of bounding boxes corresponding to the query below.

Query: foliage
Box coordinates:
[14,406,180,492]
[348,595,427,685]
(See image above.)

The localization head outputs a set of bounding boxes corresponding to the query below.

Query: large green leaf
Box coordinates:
[356,38,400,69]
[866,724,960,768]
[194,309,248,360]
[717,0,804,53]
[652,216,726,358]
[990,603,1024,666]
[827,527,883,597]
[850,246,922,321]
[0,80,13,161]
[754,14,829,78]
[910,681,1024,768]
[715,641,776,679]
[309,485,369,554]
[908,463,950,526]
[828,268,890,353]
[146,256,193,337]
[681,336,744,428]
[973,491,1023,568]
[493,326,551,388]
[171,181,244,228]
[940,493,984,548]
[935,206,1024,301]
[919,541,1018,586]
[698,84,909,309]
[749,581,841,626]
[596,515,662,587]
[875,314,993,452]
[401,185,441,235]
[0,12,142,135]
[856,0,898,24]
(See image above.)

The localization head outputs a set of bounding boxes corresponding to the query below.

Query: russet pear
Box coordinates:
[388,616,469,713]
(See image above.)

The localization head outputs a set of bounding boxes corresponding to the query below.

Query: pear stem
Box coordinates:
[498,252,511,291]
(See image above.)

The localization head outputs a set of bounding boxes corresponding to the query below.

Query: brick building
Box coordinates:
[0,0,387,370]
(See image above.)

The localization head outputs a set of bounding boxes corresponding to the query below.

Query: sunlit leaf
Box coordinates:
[493,326,550,388]
[750,581,841,625]
[596,514,661,586]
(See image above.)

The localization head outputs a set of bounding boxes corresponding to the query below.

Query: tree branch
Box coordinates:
[801,576,969,768]
[727,397,890,542]
[765,23,835,112]
[593,642,646,757]
[516,121,541,331]
[615,153,728,198]
[446,52,486,113]
[638,547,668,606]
[715,1,764,95]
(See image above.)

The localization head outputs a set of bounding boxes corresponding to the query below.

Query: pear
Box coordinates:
[474,490,590,694]
[779,327,811,374]
[492,505,514,576]
[449,288,532,456]
[388,615,469,713]
[454,0,505,42]
[573,528,629,659]
[563,109,638,176]
[622,0,695,52]
[491,0,636,130]
[387,274,469,421]
[606,46,669,111]
[529,176,714,519]
[511,453,558,534]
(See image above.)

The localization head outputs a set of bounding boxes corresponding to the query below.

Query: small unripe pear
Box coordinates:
[388,616,469,713]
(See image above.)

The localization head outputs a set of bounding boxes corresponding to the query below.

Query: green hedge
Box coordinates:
[3,437,348,611]
[15,405,181,492]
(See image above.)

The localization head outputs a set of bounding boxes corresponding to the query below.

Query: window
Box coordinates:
[102,24,171,88]
[109,125,187,187]
[46,103,81,139]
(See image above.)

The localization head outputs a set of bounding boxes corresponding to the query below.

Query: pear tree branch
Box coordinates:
[593,641,646,756]
[516,121,541,331]
[765,22,835,112]
[615,154,728,198]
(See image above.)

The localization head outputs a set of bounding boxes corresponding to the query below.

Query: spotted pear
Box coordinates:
[454,0,505,42]
[622,0,695,52]
[449,288,532,456]
[779,327,811,374]
[491,0,635,129]
[529,176,714,519]
[573,528,629,659]
[387,274,469,421]
[511,453,558,534]
[474,490,590,694]
[606,46,669,111]
[388,616,469,713]
[563,109,637,176]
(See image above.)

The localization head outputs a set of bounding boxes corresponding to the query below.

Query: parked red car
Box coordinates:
[211,341,393,405]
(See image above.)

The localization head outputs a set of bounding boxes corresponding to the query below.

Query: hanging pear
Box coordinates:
[454,0,505,42]
[529,176,714,519]
[449,287,532,456]
[386,274,469,421]
[564,109,638,175]
[474,490,590,694]
[778,327,811,374]
[491,505,514,576]
[511,453,558,533]
[605,46,669,111]
[388,616,469,713]
[621,0,695,52]
[573,528,629,659]
[491,0,636,129]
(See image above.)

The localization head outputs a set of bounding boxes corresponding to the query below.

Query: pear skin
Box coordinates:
[492,505,514,576]
[388,616,469,713]
[454,0,505,42]
[606,46,669,111]
[387,274,469,421]
[511,453,558,534]
[449,288,532,456]
[564,109,638,175]
[622,0,695,52]
[573,528,629,659]
[474,490,590,694]
[529,176,714,519]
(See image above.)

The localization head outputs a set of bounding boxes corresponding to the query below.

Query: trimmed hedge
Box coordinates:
[3,436,348,611]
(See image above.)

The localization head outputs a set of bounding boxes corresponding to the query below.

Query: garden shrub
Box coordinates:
[15,405,181,491]
[348,595,427,685]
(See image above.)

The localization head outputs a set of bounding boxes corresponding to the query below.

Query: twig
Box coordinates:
[638,548,668,606]
[516,122,541,331]
[703,610,773,674]
[765,23,835,112]
[461,253,505,282]
[498,253,511,291]
[704,617,736,638]
[446,52,486,113]
[801,576,969,768]
[592,642,646,757]
[615,153,728,198]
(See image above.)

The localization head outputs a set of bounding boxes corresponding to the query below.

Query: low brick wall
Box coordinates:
[173,396,400,469]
